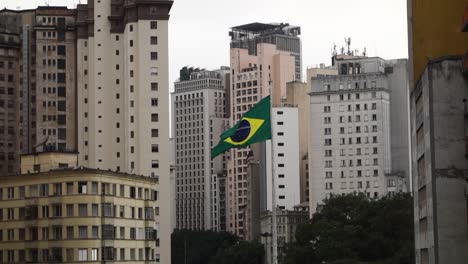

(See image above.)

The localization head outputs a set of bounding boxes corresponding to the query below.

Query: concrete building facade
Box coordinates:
[408,3,468,263]
[0,7,78,175]
[260,205,309,264]
[75,1,173,263]
[410,57,468,264]
[172,67,229,231]
[228,22,301,238]
[309,56,410,215]
[0,152,162,263]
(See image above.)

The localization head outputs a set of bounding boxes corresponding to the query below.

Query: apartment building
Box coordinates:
[228,22,300,238]
[408,2,468,263]
[309,56,410,215]
[0,7,77,175]
[0,152,161,263]
[76,0,173,262]
[172,66,229,231]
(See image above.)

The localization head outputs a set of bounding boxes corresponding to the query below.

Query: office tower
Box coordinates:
[0,7,77,175]
[0,152,161,263]
[172,66,230,231]
[408,2,468,263]
[76,1,173,263]
[308,56,410,215]
[228,22,301,238]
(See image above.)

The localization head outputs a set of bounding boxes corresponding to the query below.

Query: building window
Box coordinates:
[78,182,87,194]
[78,226,88,239]
[151,129,159,137]
[78,249,87,261]
[151,82,158,91]
[151,36,158,45]
[78,204,87,217]
[91,249,98,261]
[151,52,158,60]
[151,98,158,106]
[150,21,157,29]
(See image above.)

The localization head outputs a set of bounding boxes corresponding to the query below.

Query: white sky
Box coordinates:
[3,0,408,91]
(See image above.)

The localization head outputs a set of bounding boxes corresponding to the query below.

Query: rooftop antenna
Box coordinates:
[332,43,337,56]
[345,37,352,55]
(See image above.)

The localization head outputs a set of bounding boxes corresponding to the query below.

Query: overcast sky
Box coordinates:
[3,0,408,90]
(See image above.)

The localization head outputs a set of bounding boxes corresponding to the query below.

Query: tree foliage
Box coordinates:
[282,193,414,264]
[171,229,264,264]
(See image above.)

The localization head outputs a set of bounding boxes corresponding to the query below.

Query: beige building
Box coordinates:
[309,56,410,215]
[228,23,301,238]
[0,152,162,262]
[76,1,173,262]
[0,7,78,175]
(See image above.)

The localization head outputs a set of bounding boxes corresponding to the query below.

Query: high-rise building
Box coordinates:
[0,152,161,263]
[285,66,339,203]
[172,66,230,231]
[228,22,301,237]
[0,7,78,175]
[75,1,173,263]
[308,56,410,215]
[408,1,468,263]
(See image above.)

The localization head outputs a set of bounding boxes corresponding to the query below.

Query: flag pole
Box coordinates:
[268,79,278,264]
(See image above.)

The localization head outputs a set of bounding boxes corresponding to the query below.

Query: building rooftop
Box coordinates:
[230,22,300,36]
[231,22,285,32]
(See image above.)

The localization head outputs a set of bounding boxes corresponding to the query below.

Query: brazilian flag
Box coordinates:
[211,96,272,159]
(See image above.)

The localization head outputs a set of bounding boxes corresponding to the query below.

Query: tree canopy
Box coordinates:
[282,192,414,264]
[171,229,264,264]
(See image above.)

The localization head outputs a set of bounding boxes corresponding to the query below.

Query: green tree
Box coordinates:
[282,193,414,264]
[209,240,265,264]
[171,229,238,264]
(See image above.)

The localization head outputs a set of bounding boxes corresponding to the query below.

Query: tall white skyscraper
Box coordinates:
[172,67,230,231]
[308,56,410,215]
[76,1,173,262]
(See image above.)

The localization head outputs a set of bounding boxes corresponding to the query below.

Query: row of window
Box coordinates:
[323,114,379,124]
[325,180,380,190]
[324,136,379,146]
[323,81,378,91]
[325,147,379,156]
[324,158,379,168]
[0,74,14,83]
[0,182,158,200]
[0,225,157,242]
[325,125,379,135]
[0,61,14,69]
[0,203,159,221]
[0,247,160,262]
[325,169,380,179]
